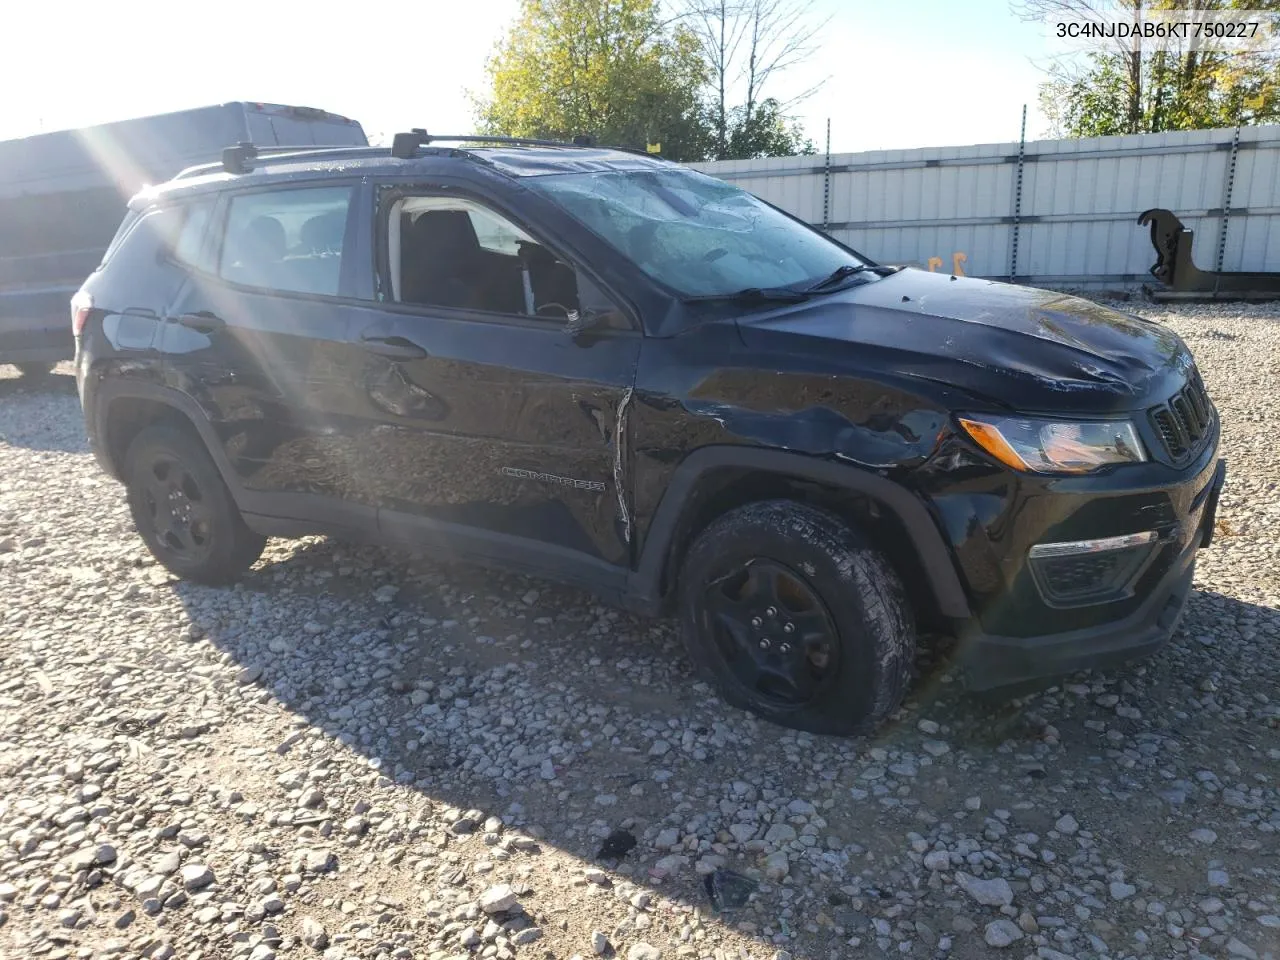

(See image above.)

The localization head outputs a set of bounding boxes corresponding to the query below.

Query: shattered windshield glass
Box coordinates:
[529,168,866,298]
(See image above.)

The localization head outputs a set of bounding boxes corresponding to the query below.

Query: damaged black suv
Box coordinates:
[75,132,1225,735]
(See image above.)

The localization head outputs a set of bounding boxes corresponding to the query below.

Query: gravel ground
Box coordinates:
[0,300,1277,960]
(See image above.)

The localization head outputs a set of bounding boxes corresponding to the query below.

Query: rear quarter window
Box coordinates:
[90,203,209,310]
[173,201,215,270]
[98,210,144,269]
[99,199,213,272]
[104,207,186,276]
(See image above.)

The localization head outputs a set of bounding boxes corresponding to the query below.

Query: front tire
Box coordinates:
[123,424,265,585]
[678,500,915,736]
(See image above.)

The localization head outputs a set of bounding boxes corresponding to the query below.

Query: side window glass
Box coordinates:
[97,209,144,269]
[101,207,185,277]
[469,206,525,256]
[219,186,353,296]
[173,199,215,269]
[390,195,621,324]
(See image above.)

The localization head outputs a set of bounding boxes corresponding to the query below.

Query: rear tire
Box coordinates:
[123,424,265,585]
[678,500,915,736]
[16,362,54,378]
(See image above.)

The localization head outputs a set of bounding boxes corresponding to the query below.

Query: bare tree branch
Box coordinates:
[678,0,829,156]
[742,0,830,114]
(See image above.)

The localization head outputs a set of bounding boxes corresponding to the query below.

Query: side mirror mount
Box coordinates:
[564,307,618,341]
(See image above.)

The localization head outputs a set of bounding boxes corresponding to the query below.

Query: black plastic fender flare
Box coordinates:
[627,445,971,619]
[90,378,243,493]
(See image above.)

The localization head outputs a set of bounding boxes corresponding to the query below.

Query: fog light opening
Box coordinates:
[1028,531,1160,607]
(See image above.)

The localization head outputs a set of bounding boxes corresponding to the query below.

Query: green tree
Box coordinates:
[1021,0,1280,137]
[474,0,713,161]
[726,97,816,157]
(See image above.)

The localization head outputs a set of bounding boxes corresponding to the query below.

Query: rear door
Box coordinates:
[161,178,389,532]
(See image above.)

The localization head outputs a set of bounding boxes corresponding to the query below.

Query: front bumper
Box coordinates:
[959,457,1225,691]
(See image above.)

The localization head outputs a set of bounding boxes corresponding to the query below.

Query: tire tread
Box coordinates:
[678,498,915,735]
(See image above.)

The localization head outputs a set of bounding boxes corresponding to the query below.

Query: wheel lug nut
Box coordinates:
[783,622,795,634]
[780,643,792,654]
[750,617,762,628]
[766,606,777,617]
[759,639,771,649]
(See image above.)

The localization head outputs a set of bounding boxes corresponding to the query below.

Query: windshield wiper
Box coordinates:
[806,263,890,292]
[682,286,812,304]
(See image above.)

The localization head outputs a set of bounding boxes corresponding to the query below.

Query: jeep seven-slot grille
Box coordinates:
[1148,370,1213,462]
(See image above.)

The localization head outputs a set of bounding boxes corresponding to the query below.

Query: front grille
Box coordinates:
[1148,369,1213,462]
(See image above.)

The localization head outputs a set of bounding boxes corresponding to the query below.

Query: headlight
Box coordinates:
[957,414,1146,474]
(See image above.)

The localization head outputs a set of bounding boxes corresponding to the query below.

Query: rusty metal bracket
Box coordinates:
[1137,208,1280,300]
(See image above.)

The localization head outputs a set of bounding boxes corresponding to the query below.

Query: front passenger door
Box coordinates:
[354,186,641,574]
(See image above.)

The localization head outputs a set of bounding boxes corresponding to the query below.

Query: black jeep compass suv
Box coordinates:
[74,132,1225,735]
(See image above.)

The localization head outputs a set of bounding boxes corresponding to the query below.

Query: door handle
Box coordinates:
[360,333,428,360]
[174,311,224,332]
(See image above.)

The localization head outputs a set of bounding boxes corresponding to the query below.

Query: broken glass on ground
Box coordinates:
[703,867,757,913]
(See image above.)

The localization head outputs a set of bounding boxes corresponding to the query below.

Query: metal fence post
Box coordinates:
[1214,125,1241,295]
[1009,104,1027,282]
[822,117,831,233]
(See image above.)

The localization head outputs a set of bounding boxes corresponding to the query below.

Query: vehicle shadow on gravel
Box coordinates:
[165,534,1279,938]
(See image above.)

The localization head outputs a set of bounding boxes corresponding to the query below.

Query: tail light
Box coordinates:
[71,292,92,337]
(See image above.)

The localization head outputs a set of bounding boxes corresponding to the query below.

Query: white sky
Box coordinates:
[1,0,1055,154]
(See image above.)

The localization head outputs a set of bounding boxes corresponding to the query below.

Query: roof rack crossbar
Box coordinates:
[222,141,258,174]
[390,129,603,158]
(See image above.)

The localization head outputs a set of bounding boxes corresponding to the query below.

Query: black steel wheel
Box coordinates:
[124,424,265,584]
[703,559,841,708]
[136,452,217,564]
[679,499,915,735]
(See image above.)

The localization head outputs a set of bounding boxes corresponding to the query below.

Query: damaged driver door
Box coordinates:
[357,183,641,580]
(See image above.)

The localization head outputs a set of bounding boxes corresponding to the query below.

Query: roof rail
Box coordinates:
[173,143,391,180]
[390,129,605,158]
[169,132,662,181]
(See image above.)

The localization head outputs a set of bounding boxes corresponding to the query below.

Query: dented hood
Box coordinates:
[735,269,1193,415]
